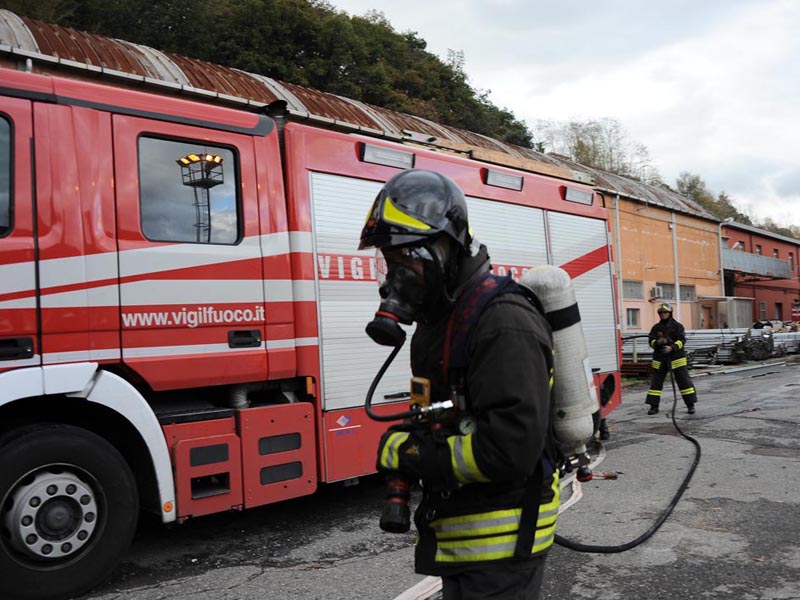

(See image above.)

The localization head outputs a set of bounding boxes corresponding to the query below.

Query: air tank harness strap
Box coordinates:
[544,302,582,332]
[442,272,548,559]
[442,273,528,378]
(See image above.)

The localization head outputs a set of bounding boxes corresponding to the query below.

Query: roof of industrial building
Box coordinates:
[0,8,718,223]
[723,220,800,245]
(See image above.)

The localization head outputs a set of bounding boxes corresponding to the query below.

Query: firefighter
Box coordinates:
[360,169,558,600]
[645,302,697,415]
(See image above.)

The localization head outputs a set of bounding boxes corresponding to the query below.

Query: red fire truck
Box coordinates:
[0,56,620,599]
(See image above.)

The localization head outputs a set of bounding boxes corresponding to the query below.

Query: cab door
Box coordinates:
[0,97,38,373]
[112,115,267,390]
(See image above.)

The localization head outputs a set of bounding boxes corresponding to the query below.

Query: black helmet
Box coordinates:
[657,302,673,314]
[359,170,470,251]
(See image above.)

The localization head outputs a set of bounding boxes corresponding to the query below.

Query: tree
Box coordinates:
[3,0,535,148]
[533,118,660,181]
[676,172,754,224]
[1,0,76,22]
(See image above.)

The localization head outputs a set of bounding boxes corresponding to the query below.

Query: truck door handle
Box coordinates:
[0,337,35,360]
[228,330,262,349]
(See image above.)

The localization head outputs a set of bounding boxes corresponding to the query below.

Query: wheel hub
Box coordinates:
[3,469,99,560]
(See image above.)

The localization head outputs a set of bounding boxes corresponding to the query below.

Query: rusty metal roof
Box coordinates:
[0,8,716,221]
[538,155,717,220]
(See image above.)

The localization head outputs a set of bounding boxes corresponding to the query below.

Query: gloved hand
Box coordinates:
[376,424,425,480]
[660,344,673,354]
[376,425,454,491]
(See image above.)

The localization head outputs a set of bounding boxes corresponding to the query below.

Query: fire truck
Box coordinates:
[0,24,620,600]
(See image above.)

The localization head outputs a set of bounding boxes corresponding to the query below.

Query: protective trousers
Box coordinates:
[440,557,546,600]
[645,355,697,409]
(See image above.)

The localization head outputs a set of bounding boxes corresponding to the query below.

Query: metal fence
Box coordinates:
[622,327,800,372]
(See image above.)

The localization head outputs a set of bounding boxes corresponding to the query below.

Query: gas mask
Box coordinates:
[365,241,450,346]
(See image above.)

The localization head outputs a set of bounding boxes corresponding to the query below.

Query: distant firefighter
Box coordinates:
[644,303,697,415]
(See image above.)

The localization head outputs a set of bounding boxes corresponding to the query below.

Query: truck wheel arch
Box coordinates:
[0,363,176,524]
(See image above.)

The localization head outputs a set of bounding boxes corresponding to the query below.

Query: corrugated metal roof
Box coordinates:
[0,9,38,52]
[0,9,717,221]
[280,80,377,129]
[724,221,800,245]
[539,154,718,221]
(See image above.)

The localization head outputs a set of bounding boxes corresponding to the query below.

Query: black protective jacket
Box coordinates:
[409,270,558,576]
[648,316,687,359]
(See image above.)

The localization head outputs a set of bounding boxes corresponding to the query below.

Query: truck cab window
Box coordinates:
[0,117,10,237]
[138,136,240,244]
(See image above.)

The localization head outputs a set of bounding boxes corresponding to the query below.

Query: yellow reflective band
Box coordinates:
[675,340,684,350]
[432,508,522,539]
[379,431,409,470]
[537,506,559,527]
[671,357,688,369]
[363,201,376,226]
[530,526,557,554]
[448,434,490,483]
[680,387,696,395]
[382,196,432,230]
[650,339,657,348]
[434,523,557,562]
[647,389,662,397]
[537,471,561,526]
[431,471,560,540]
[651,360,661,369]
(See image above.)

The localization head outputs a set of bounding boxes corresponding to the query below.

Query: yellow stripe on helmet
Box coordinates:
[382,196,432,230]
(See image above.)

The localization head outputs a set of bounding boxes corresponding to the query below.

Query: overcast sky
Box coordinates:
[331,0,800,227]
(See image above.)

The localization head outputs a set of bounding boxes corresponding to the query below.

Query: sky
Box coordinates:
[330,0,800,227]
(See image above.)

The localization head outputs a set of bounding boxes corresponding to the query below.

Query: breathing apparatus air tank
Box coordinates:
[520,265,599,459]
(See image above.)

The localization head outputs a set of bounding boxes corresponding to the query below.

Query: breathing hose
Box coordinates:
[365,341,417,422]
[555,364,702,553]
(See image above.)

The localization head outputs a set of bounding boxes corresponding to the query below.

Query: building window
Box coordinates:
[679,285,696,301]
[626,308,640,328]
[138,136,240,244]
[656,283,676,300]
[773,249,779,258]
[755,244,762,255]
[735,241,745,251]
[0,116,10,237]
[623,280,643,300]
[759,302,767,320]
[790,252,795,270]
[775,303,783,321]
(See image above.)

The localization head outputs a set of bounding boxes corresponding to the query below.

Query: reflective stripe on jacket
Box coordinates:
[431,471,560,563]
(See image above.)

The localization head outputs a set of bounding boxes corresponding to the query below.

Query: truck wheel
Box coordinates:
[0,424,139,600]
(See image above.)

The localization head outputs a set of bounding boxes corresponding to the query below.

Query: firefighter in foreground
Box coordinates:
[644,302,697,415]
[359,169,559,599]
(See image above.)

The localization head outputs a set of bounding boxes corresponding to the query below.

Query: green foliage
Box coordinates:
[0,0,77,22]
[10,0,792,240]
[5,0,532,148]
[676,172,752,224]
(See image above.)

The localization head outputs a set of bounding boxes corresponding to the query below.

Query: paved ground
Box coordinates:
[81,358,800,600]
[540,358,800,600]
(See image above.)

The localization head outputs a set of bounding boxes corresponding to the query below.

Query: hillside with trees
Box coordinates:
[3,0,797,239]
[1,0,533,146]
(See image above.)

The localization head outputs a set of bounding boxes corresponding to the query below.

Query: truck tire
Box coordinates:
[0,424,139,600]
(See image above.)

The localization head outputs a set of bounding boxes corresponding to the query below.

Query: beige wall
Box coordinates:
[602,194,721,331]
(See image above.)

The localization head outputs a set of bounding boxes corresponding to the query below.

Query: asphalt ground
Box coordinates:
[540,358,800,600]
[81,358,800,600]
